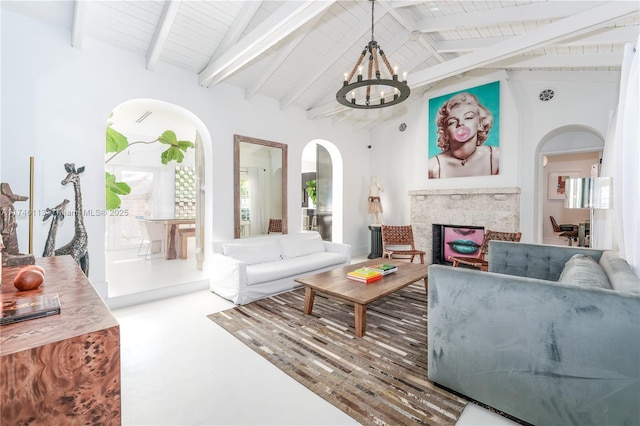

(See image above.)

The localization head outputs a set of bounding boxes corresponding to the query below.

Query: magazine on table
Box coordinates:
[1,293,61,326]
[366,263,398,275]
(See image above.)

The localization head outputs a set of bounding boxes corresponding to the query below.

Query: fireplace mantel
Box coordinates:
[409,187,521,265]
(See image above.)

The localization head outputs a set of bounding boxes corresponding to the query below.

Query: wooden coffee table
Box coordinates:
[295,259,428,337]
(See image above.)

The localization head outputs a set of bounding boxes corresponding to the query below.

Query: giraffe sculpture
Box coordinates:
[42,199,70,257]
[55,163,89,275]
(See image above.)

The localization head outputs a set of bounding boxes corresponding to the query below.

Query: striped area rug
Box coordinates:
[207,282,468,425]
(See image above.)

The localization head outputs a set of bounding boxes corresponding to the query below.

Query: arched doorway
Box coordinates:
[105,99,210,304]
[301,139,343,243]
[535,125,604,245]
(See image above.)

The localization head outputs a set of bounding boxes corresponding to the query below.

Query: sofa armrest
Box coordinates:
[210,253,248,301]
[322,241,351,263]
[427,264,640,426]
[488,241,605,281]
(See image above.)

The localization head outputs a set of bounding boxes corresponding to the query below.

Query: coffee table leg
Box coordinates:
[354,303,366,337]
[423,277,428,293]
[303,287,315,315]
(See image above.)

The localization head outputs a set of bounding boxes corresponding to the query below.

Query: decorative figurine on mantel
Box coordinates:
[368,176,384,226]
[51,164,89,276]
[0,182,35,267]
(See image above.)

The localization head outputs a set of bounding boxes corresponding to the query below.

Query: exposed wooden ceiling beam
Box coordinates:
[71,0,88,49]
[416,2,599,33]
[207,1,262,66]
[246,14,323,101]
[146,0,181,71]
[409,2,639,89]
[436,26,640,53]
[198,1,335,87]
[487,53,625,69]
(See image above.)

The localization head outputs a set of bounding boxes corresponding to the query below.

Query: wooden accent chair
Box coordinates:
[267,218,283,234]
[381,225,425,264]
[449,230,522,271]
[550,216,578,246]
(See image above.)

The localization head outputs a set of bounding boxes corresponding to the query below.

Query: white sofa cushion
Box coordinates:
[246,252,347,285]
[279,234,325,259]
[222,240,282,265]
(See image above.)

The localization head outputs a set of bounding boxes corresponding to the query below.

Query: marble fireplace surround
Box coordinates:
[409,188,521,265]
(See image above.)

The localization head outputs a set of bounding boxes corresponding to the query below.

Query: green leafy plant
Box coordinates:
[305,179,317,205]
[105,125,194,210]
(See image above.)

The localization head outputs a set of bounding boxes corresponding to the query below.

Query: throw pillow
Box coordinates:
[558,254,612,289]
[222,240,282,265]
[599,251,640,294]
[280,234,325,259]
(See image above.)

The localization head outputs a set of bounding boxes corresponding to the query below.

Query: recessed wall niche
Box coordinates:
[175,165,196,219]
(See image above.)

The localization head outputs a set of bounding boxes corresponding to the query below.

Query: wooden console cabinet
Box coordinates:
[1,255,121,425]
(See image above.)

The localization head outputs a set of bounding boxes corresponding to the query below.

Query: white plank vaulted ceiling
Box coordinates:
[3,0,639,129]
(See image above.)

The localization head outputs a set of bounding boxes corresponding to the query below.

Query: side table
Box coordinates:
[1,255,121,424]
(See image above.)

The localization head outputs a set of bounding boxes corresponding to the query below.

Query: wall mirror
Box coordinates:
[234,135,287,238]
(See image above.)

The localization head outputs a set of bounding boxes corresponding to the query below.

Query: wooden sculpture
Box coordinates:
[0,183,35,267]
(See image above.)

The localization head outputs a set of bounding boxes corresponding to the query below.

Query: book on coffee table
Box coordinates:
[347,268,383,283]
[366,263,398,275]
[1,293,61,326]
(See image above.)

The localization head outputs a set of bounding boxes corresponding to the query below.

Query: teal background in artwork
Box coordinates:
[427,81,500,159]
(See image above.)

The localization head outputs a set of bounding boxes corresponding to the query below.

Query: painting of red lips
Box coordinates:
[443,226,484,261]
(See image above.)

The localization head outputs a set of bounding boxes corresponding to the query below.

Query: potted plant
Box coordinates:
[105,124,194,210]
[305,179,317,207]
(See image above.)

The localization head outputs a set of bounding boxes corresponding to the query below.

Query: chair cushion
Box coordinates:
[558,254,612,289]
[222,240,282,265]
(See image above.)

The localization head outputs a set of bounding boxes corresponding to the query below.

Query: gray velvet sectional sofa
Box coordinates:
[428,241,640,426]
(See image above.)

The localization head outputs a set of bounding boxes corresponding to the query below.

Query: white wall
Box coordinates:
[0,10,370,298]
[369,71,622,244]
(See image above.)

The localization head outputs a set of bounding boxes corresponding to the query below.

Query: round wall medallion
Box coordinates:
[539,89,555,101]
[399,123,407,132]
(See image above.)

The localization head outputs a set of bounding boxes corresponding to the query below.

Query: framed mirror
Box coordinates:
[234,135,288,238]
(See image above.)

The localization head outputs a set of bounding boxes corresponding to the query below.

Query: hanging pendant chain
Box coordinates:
[371,0,375,42]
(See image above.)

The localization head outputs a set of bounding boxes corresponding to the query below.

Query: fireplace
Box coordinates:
[409,187,520,265]
[432,224,485,265]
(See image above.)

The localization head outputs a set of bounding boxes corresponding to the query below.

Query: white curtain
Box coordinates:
[247,167,266,236]
[598,36,639,276]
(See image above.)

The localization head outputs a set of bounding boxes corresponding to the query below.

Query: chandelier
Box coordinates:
[336,0,410,109]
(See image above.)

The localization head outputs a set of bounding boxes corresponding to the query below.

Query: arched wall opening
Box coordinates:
[104,98,213,305]
[301,139,344,243]
[534,124,604,244]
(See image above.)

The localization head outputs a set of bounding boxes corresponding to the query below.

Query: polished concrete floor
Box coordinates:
[110,253,518,425]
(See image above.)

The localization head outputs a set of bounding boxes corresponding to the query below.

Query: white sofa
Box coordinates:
[211,231,351,304]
